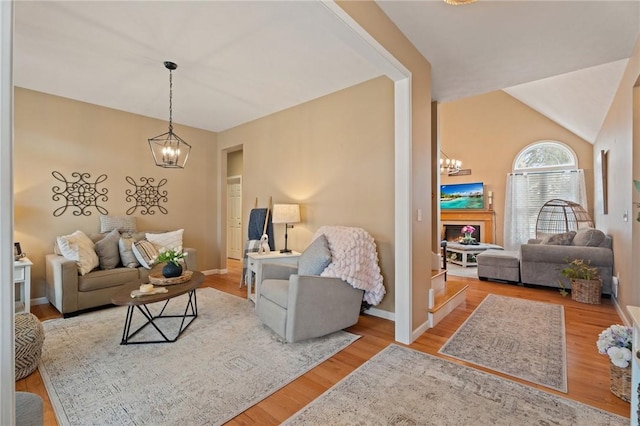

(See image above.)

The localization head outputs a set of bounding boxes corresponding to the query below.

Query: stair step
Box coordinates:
[429,281,468,314]
[431,269,446,280]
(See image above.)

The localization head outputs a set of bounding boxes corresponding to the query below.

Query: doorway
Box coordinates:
[226,149,244,260]
[227,176,242,259]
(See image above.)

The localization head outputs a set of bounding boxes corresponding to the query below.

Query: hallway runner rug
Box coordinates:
[439,294,567,392]
[38,287,359,426]
[284,344,626,425]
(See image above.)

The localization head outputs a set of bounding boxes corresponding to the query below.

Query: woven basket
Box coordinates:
[570,278,602,304]
[610,364,631,402]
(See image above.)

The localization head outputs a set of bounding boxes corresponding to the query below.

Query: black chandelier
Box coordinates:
[148,61,191,168]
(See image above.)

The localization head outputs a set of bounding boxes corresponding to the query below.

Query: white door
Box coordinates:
[227,177,242,259]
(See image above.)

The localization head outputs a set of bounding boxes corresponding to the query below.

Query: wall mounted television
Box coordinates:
[440,182,485,210]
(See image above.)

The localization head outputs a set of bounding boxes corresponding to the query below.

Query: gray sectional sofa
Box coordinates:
[519,228,613,295]
[45,231,197,317]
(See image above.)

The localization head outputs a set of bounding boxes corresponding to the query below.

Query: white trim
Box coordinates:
[202,269,226,276]
[614,296,631,327]
[226,175,242,184]
[31,297,49,307]
[394,78,413,344]
[364,307,395,321]
[320,1,414,344]
[317,2,410,80]
[412,319,431,342]
[0,1,14,423]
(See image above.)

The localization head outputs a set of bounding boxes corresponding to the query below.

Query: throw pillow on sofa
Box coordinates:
[94,229,121,270]
[541,231,576,246]
[56,230,99,275]
[118,235,140,268]
[99,214,137,234]
[132,240,159,269]
[146,229,184,251]
[572,228,606,247]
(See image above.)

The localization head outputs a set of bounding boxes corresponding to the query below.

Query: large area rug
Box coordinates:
[285,344,627,425]
[39,287,359,426]
[439,294,567,392]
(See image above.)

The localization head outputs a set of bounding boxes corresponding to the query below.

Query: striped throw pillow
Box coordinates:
[132,240,159,269]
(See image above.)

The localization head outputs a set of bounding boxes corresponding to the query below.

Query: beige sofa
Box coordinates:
[45,231,197,317]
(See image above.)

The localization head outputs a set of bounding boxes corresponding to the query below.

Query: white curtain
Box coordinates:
[503,169,588,250]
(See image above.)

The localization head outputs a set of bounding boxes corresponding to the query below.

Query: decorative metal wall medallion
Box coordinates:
[51,171,109,217]
[125,176,168,215]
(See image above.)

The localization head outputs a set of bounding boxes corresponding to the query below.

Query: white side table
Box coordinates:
[246,251,301,307]
[14,257,33,314]
[627,305,640,423]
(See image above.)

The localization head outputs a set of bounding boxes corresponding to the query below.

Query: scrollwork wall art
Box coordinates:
[51,171,109,217]
[125,176,168,215]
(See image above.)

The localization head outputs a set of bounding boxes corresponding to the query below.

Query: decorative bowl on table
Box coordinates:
[149,270,193,286]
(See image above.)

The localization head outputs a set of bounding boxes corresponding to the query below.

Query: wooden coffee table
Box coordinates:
[111,271,204,345]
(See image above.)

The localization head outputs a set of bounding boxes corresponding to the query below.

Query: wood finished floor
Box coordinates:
[19,259,630,425]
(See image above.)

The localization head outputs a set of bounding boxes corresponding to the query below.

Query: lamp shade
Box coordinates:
[272,204,300,224]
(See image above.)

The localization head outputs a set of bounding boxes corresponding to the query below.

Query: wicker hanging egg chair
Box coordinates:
[535,199,594,239]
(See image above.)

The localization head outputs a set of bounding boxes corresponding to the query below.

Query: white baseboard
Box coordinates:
[202,269,225,275]
[613,295,631,327]
[31,297,49,306]
[364,307,394,321]
[412,319,431,342]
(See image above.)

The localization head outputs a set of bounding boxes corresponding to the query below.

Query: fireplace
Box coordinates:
[443,225,481,243]
[441,210,495,244]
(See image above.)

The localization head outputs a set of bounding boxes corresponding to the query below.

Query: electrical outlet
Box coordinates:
[612,275,620,298]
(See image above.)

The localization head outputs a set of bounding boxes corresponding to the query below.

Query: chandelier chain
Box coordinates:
[168,69,173,132]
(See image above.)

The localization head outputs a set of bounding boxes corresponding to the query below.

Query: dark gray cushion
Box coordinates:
[541,231,576,246]
[298,234,331,276]
[572,228,606,247]
[94,229,121,270]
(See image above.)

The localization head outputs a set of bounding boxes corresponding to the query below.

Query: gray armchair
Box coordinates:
[257,262,364,343]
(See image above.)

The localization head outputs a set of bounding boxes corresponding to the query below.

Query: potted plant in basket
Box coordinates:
[156,247,186,278]
[597,324,633,402]
[560,258,602,304]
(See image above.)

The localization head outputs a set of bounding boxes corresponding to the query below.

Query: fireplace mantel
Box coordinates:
[441,210,495,244]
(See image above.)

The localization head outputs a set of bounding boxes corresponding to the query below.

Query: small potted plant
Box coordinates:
[597,324,633,402]
[560,258,602,304]
[460,225,475,245]
[155,247,187,278]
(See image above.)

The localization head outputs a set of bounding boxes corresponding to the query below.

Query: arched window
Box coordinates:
[504,141,587,250]
[513,141,577,171]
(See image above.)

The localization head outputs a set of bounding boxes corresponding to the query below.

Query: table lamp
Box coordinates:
[272,204,300,253]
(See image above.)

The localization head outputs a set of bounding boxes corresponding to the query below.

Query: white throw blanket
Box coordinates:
[313,226,386,305]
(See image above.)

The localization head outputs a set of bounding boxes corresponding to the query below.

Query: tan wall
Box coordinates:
[227,150,243,177]
[596,35,640,315]
[338,0,432,330]
[14,88,218,300]
[440,90,594,246]
[218,77,396,312]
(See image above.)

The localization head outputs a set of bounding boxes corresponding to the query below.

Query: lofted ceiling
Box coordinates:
[13,1,640,143]
[376,0,640,143]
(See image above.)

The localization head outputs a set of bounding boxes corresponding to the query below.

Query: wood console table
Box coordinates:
[441,210,495,244]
